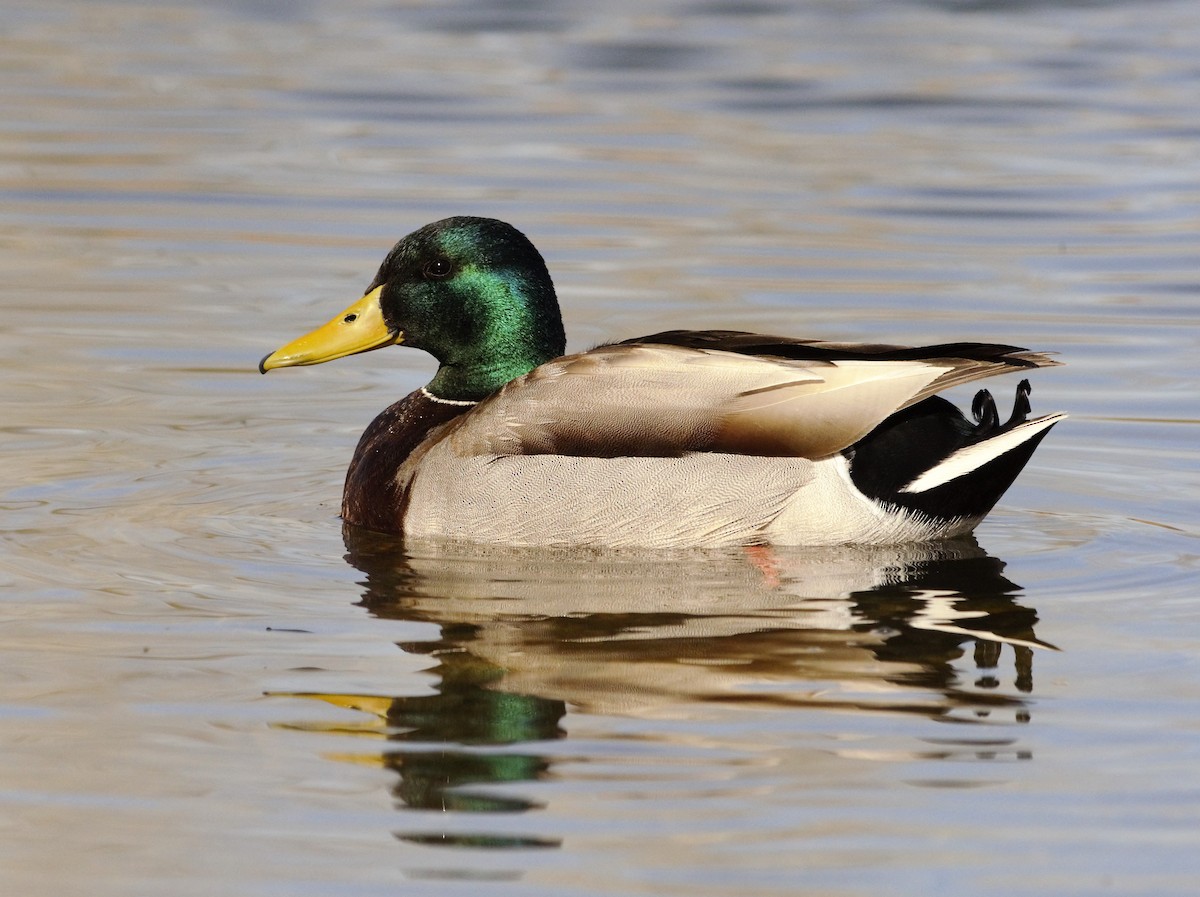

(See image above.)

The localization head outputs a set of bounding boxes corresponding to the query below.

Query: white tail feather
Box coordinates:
[901,413,1067,494]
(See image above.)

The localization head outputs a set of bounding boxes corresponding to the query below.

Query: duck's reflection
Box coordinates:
[284,528,1050,850]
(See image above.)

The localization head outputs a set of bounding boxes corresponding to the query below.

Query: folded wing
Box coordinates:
[444,336,1059,460]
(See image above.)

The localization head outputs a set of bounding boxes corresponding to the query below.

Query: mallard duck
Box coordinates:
[261,216,1064,548]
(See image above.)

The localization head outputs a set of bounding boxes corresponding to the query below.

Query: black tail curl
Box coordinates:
[847,378,1052,523]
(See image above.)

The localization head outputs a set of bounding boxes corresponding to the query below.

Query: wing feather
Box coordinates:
[444,339,1055,461]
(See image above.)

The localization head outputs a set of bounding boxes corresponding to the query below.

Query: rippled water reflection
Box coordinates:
[279,535,1044,853]
[2,0,1198,895]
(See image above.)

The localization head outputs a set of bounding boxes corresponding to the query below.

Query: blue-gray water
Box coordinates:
[2,1,1198,894]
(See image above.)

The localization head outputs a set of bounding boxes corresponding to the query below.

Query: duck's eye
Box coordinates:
[423,259,453,280]
[343,313,358,323]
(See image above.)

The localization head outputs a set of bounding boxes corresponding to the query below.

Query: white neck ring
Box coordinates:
[420,386,479,407]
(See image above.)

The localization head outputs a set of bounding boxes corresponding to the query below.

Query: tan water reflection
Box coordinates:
[275,533,1047,849]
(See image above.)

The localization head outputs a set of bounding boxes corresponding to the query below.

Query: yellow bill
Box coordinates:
[259,285,400,373]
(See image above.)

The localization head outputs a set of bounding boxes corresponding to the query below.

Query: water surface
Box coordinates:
[2,1,1198,895]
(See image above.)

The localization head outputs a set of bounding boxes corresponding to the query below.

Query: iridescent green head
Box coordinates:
[260,217,566,402]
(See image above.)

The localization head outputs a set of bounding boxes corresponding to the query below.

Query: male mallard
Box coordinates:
[261,216,1064,548]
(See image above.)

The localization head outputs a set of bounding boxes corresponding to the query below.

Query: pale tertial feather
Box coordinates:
[923,352,1059,396]
[441,344,1033,461]
[717,361,946,456]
